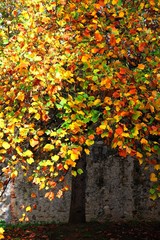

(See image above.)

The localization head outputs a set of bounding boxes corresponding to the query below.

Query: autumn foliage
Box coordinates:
[0,0,159,213]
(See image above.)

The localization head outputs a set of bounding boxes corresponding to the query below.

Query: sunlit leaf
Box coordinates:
[2,141,10,150]
[150,173,158,182]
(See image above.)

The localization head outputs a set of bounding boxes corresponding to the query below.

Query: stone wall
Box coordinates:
[0,142,160,223]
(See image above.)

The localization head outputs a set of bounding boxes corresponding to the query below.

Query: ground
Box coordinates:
[4,221,160,240]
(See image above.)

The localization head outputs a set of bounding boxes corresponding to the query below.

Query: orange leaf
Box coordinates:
[110,34,116,46]
[56,190,63,198]
[79,136,86,144]
[150,173,158,182]
[138,64,145,70]
[31,193,37,198]
[88,134,95,140]
[16,92,25,101]
[119,68,127,75]
[37,130,44,136]
[45,191,54,201]
[91,48,99,53]
[95,30,103,42]
[65,159,76,167]
[140,138,148,144]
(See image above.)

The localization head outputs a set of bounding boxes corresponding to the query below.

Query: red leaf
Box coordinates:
[119,149,127,157]
[115,127,123,135]
[113,91,120,98]
[138,42,147,52]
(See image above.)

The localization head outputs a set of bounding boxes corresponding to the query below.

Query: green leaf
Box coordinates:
[3,39,9,45]
[77,168,83,175]
[118,0,122,6]
[91,110,100,123]
[149,188,155,195]
[132,111,142,120]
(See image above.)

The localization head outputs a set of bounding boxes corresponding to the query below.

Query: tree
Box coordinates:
[0,0,159,223]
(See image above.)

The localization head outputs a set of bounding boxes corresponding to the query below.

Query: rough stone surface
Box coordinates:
[0,142,160,223]
[0,181,11,222]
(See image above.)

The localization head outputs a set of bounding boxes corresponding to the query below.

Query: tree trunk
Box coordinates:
[69,151,86,223]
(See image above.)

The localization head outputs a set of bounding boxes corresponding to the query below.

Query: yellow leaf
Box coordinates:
[0,119,5,128]
[57,20,66,27]
[39,182,45,190]
[16,146,23,156]
[150,194,157,201]
[85,139,94,146]
[22,11,29,19]
[51,155,59,162]
[64,164,69,170]
[26,206,32,212]
[150,173,158,182]
[0,228,4,235]
[0,227,4,240]
[29,107,37,114]
[2,141,10,149]
[34,113,41,120]
[154,164,160,170]
[81,54,90,63]
[93,99,101,105]
[84,148,90,155]
[71,152,79,161]
[19,128,29,137]
[30,138,39,147]
[33,56,42,61]
[71,170,77,177]
[50,166,55,172]
[119,11,124,18]
[122,132,130,137]
[116,38,121,44]
[23,150,33,157]
[17,35,24,42]
[43,144,54,151]
[11,170,18,178]
[136,151,143,158]
[27,158,34,164]
[138,158,143,165]
[16,92,25,101]
[112,0,118,5]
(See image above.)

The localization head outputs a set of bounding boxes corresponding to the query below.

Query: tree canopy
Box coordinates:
[0,0,159,219]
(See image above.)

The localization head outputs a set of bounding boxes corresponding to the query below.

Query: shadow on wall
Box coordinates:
[1,142,160,223]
